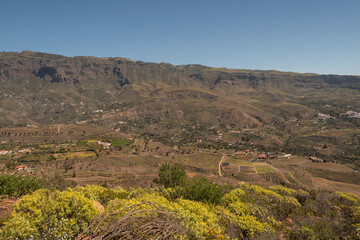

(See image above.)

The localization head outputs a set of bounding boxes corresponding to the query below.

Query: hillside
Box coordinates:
[1,51,360,239]
[0,51,359,167]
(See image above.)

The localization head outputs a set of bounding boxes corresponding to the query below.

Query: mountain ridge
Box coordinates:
[0,50,359,127]
[4,50,360,76]
[0,51,359,166]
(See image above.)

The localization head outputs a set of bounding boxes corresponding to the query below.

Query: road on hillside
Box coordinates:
[219,155,226,177]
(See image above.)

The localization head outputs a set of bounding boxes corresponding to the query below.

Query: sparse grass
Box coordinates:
[240,166,256,173]
[237,160,253,166]
[226,158,253,165]
[304,162,353,172]
[306,168,360,185]
[284,172,298,184]
[255,166,274,173]
[173,153,220,170]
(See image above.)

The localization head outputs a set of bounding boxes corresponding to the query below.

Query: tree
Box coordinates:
[155,163,186,188]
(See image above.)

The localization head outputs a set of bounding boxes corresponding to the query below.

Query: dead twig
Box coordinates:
[76,201,187,240]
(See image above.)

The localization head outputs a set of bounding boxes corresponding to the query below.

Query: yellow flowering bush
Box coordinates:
[214,206,268,239]
[0,214,37,239]
[235,215,265,238]
[105,192,223,239]
[176,199,223,239]
[1,181,358,239]
[238,183,284,204]
[0,189,98,239]
[221,188,246,205]
[73,185,129,205]
[237,184,301,219]
[334,191,360,206]
[268,185,297,196]
[227,201,248,216]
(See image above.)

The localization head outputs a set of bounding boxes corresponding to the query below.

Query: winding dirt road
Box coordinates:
[219,155,226,176]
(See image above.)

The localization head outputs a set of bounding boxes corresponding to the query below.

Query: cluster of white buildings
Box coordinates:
[317,113,332,120]
[97,141,111,148]
[341,111,360,118]
[0,149,31,155]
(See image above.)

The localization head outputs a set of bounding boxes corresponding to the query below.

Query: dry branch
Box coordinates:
[76,201,187,240]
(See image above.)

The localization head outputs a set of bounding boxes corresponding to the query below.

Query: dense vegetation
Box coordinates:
[1,165,360,239]
[0,173,77,199]
[0,174,44,198]
[154,163,232,204]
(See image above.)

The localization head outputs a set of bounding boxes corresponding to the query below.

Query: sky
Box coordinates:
[1,0,360,75]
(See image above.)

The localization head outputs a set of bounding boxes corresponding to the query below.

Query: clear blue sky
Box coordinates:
[1,0,360,75]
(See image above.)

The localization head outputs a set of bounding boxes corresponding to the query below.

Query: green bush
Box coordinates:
[155,163,187,188]
[156,163,231,204]
[0,174,44,198]
[182,177,232,204]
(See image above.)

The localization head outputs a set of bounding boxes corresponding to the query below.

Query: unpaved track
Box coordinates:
[219,155,226,176]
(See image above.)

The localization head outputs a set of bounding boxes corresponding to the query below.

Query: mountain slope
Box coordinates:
[0,51,359,165]
[1,50,359,126]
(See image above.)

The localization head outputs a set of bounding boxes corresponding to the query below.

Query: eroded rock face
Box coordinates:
[36,66,66,82]
[37,66,57,78]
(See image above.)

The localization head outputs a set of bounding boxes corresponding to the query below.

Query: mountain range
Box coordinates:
[0,51,359,166]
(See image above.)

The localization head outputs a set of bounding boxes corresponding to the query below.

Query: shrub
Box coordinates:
[74,185,129,206]
[155,163,187,188]
[222,188,246,205]
[0,189,98,239]
[181,177,231,204]
[214,204,268,239]
[235,215,265,238]
[333,191,360,206]
[0,174,44,198]
[237,183,301,219]
[268,185,297,196]
[43,174,77,191]
[288,226,316,240]
[106,192,223,239]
